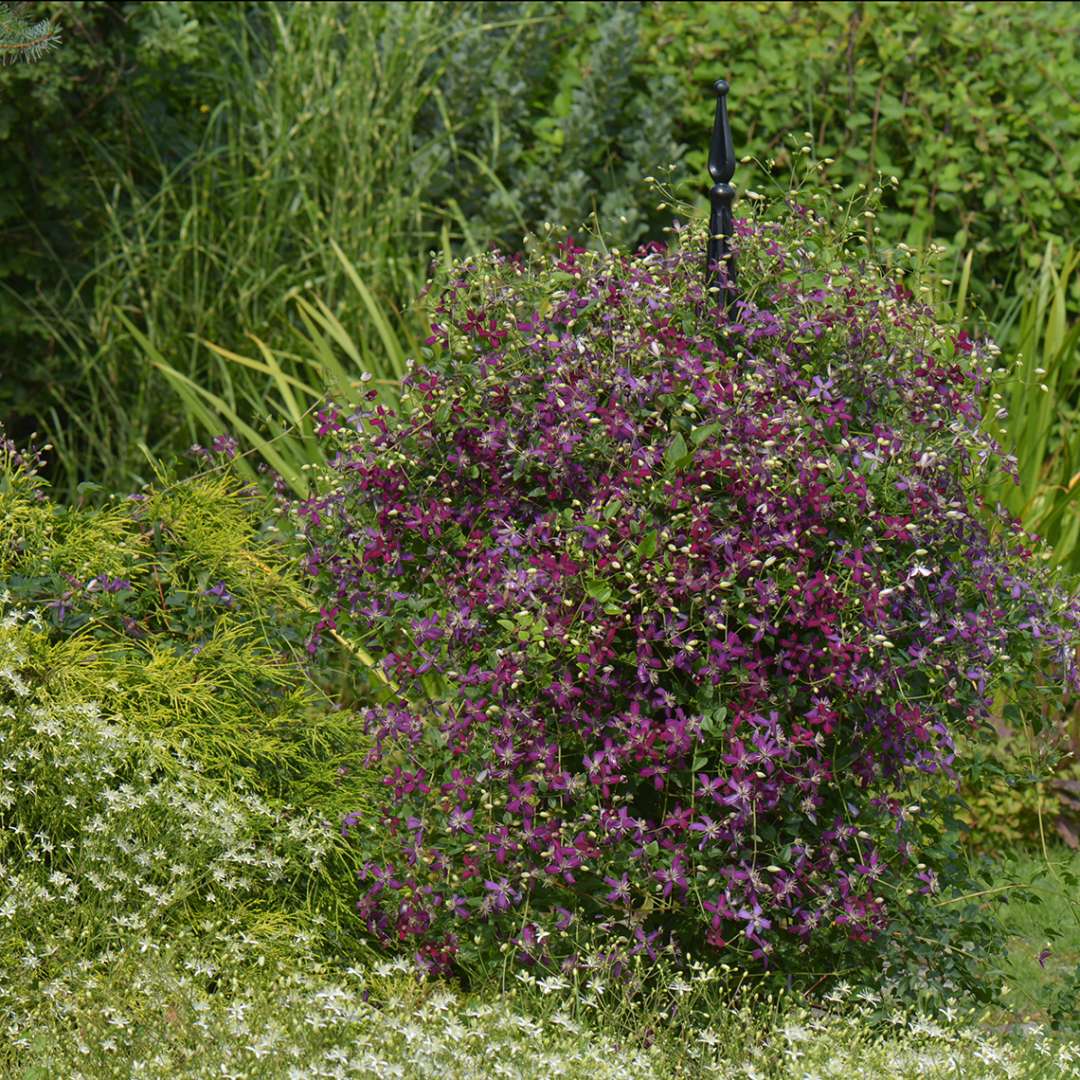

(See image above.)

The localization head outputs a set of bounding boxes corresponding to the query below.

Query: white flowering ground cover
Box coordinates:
[10,952,1080,1079]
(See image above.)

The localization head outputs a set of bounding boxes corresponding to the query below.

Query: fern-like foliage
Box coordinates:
[0,1,61,64]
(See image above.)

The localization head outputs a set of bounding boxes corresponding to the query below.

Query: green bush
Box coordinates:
[417,1,681,254]
[0,434,386,1017]
[960,730,1080,854]
[0,433,385,809]
[418,2,1080,304]
[637,1,1080,295]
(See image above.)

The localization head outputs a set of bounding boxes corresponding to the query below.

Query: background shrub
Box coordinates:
[960,732,1080,853]
[0,431,400,1066]
[293,182,1080,997]
[0,1,239,439]
[637,1,1080,292]
[0,433,385,811]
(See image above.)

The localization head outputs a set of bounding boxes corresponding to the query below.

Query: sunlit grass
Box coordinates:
[987,846,1080,1028]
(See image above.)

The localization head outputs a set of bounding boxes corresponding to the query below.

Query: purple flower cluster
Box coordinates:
[295,210,1080,981]
[188,434,239,461]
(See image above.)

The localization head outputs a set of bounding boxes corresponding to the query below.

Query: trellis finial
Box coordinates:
[706,78,736,314]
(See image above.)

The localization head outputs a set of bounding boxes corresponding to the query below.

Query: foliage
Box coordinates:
[0,2,62,64]
[0,430,384,900]
[415,2,1080,301]
[0,1,235,435]
[10,1,468,499]
[977,242,1080,574]
[292,181,1080,998]
[961,734,1080,854]
[417,1,681,255]
[0,598,373,1069]
[637,1,1080,298]
[11,2,1079,501]
[983,847,1080,1035]
[0,430,402,1069]
[121,239,412,499]
[15,949,1080,1080]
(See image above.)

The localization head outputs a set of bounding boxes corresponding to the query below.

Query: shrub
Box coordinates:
[420,2,1080,296]
[294,186,1080,995]
[0,432,396,1064]
[639,1,1080,291]
[0,433,386,933]
[0,1,240,441]
[424,2,1080,301]
[1,436,386,813]
[419,1,681,256]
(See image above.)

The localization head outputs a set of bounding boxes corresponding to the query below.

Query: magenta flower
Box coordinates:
[604,873,632,905]
[483,878,521,913]
[447,805,475,835]
[653,856,688,899]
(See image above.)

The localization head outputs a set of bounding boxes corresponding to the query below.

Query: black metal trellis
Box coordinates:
[706,78,736,315]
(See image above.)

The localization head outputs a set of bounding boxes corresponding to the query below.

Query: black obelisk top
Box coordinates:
[706,79,736,315]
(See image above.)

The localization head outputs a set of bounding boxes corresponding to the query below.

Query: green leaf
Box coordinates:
[603,498,623,520]
[691,422,721,447]
[665,432,690,470]
[636,530,658,558]
[585,579,612,603]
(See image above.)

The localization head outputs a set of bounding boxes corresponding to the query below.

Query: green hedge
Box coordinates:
[0,1,245,432]
[637,0,1079,287]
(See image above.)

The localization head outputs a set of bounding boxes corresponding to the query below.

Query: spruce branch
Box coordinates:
[0,2,61,65]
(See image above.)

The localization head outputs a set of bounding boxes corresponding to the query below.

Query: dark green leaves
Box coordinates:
[664,433,691,472]
[636,530,658,559]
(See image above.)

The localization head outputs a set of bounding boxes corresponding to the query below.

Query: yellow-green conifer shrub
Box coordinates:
[0,436,383,1068]
[0,435,381,816]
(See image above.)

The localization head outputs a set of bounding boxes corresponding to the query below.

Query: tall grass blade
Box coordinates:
[199,338,323,402]
[985,242,1080,570]
[119,314,309,496]
[330,239,409,379]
